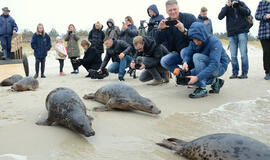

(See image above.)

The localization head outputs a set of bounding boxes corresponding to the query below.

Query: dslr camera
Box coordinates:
[176,69,191,86]
[232,0,240,8]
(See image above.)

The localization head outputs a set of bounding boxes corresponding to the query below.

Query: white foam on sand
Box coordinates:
[0,154,27,160]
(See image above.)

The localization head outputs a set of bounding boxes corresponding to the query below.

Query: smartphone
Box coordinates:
[165,20,178,26]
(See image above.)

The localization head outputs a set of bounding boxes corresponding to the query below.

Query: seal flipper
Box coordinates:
[88,115,94,121]
[83,93,95,100]
[92,105,111,112]
[36,119,54,126]
[157,138,185,152]
[92,98,120,112]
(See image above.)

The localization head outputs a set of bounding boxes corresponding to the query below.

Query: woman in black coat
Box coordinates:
[88,21,105,55]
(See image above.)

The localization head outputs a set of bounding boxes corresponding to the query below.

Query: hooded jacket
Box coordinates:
[80,45,102,70]
[31,33,52,59]
[147,5,164,37]
[156,12,197,54]
[105,19,120,40]
[182,22,229,81]
[0,14,18,36]
[197,15,213,34]
[100,40,132,69]
[218,1,251,37]
[119,24,138,45]
[64,31,80,58]
[88,24,105,54]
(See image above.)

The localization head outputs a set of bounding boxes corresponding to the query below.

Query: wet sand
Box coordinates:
[0,45,269,160]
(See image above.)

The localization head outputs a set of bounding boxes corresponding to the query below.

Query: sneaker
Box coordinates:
[119,77,125,81]
[41,74,46,78]
[71,69,79,74]
[264,74,270,80]
[209,78,224,94]
[163,71,170,83]
[34,74,38,79]
[229,74,238,79]
[60,72,66,76]
[147,80,163,86]
[189,88,208,98]
[238,73,248,79]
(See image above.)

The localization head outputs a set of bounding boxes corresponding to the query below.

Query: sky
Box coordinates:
[1,0,261,36]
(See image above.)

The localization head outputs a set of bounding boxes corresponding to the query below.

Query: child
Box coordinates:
[55,36,67,76]
[31,23,51,78]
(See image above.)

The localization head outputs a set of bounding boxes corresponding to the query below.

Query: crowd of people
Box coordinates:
[1,0,270,98]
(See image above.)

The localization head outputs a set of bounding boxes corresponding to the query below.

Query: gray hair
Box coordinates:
[166,0,178,8]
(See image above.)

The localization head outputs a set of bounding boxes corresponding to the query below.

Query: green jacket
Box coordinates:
[65,32,80,58]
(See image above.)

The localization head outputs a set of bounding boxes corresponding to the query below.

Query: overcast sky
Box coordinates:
[2,0,261,36]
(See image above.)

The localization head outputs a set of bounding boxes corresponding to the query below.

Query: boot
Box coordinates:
[163,71,170,83]
[2,50,8,60]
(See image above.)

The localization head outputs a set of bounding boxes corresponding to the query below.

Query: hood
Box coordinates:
[188,22,210,43]
[147,4,159,17]
[198,15,208,21]
[143,36,156,53]
[107,18,115,27]
[92,24,103,31]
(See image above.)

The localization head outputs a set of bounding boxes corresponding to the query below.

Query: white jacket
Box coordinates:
[55,42,67,60]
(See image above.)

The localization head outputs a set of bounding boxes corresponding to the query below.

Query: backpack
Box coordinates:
[246,15,254,29]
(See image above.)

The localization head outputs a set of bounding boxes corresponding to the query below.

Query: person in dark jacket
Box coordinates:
[157,0,197,78]
[197,7,213,34]
[105,18,120,40]
[132,36,169,85]
[147,4,165,38]
[75,40,102,78]
[98,37,132,81]
[218,0,251,79]
[255,0,270,80]
[0,7,18,60]
[31,23,51,78]
[181,22,229,98]
[88,21,105,55]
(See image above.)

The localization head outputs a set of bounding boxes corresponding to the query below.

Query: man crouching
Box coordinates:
[180,22,229,98]
[132,36,170,85]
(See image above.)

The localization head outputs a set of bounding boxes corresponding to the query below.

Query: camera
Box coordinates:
[176,69,191,86]
[165,20,178,26]
[68,30,73,35]
[232,0,240,8]
[139,20,147,29]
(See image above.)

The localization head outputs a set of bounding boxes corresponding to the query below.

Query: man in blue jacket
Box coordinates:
[0,7,18,60]
[218,0,251,79]
[157,0,197,77]
[181,22,229,98]
[147,4,164,38]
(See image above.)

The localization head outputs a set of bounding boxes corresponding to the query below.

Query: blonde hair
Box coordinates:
[125,16,134,25]
[68,24,76,31]
[133,36,144,46]
[36,23,45,37]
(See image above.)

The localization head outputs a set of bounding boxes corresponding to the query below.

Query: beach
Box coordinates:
[0,43,269,160]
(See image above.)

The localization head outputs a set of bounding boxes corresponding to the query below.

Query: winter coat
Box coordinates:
[100,40,132,69]
[197,15,213,34]
[80,45,102,70]
[105,19,120,40]
[255,0,270,40]
[147,4,165,37]
[64,32,80,58]
[182,22,229,81]
[88,24,105,54]
[0,14,18,36]
[55,42,67,60]
[31,33,51,59]
[218,1,251,37]
[156,12,197,53]
[119,24,138,45]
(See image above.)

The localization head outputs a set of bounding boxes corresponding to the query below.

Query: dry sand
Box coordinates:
[0,44,269,160]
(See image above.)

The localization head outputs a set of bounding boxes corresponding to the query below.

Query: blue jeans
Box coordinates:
[229,33,249,74]
[0,35,12,58]
[191,53,227,88]
[160,52,183,73]
[108,55,132,78]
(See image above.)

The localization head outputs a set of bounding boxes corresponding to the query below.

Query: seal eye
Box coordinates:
[150,106,154,109]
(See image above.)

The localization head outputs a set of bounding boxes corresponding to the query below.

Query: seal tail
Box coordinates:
[83,93,95,100]
[156,138,185,151]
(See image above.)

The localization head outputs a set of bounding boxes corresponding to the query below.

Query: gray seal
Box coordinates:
[11,77,39,91]
[36,88,95,137]
[1,74,23,86]
[157,133,270,160]
[83,83,161,114]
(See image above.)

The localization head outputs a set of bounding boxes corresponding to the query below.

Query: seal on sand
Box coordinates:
[11,77,39,91]
[0,74,23,86]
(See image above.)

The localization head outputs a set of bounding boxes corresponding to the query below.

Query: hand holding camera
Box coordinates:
[68,30,73,35]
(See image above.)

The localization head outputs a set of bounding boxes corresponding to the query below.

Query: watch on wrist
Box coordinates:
[183,28,188,34]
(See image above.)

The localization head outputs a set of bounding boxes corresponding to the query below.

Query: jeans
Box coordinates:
[58,59,64,72]
[191,53,227,88]
[35,58,46,75]
[0,35,12,58]
[108,55,132,78]
[229,33,249,75]
[260,39,270,74]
